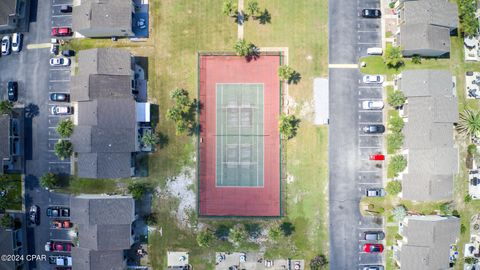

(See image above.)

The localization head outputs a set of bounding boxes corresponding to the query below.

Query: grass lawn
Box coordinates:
[56,177,128,194]
[65,0,329,268]
[0,174,22,211]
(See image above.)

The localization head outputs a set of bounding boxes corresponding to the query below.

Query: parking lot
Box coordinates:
[47,0,73,175]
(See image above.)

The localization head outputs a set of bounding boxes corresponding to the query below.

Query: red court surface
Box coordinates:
[198,53,282,217]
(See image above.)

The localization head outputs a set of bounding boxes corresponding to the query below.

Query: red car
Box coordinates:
[51,220,72,229]
[369,154,385,161]
[363,243,384,253]
[51,27,72,37]
[45,242,73,252]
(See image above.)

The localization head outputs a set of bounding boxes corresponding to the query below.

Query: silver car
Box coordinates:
[362,100,384,110]
[362,75,384,84]
[1,35,11,55]
[363,266,384,270]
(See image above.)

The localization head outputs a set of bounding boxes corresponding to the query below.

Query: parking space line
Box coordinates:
[358,170,378,173]
[358,182,380,185]
[358,42,381,45]
[357,30,378,33]
[49,162,70,164]
[358,134,383,137]
[52,15,72,18]
[358,110,382,113]
[358,86,381,89]
[358,146,380,149]
[49,80,70,82]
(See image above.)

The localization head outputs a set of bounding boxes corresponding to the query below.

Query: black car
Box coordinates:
[7,81,18,102]
[49,93,70,102]
[47,207,60,217]
[362,9,381,18]
[29,205,40,225]
[60,5,72,13]
[363,124,385,134]
[61,50,75,57]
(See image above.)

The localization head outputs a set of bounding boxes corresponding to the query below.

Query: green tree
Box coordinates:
[457,108,480,138]
[54,140,73,160]
[166,89,197,135]
[0,101,13,115]
[387,90,406,108]
[465,256,478,264]
[196,230,214,247]
[411,55,421,64]
[384,45,404,69]
[468,144,477,155]
[386,180,402,195]
[127,182,150,200]
[279,114,300,140]
[246,0,260,18]
[0,214,14,229]
[40,172,59,190]
[222,0,238,17]
[56,119,74,138]
[310,254,328,270]
[387,132,404,153]
[278,65,301,84]
[268,225,282,241]
[244,223,262,239]
[229,226,246,245]
[388,155,407,177]
[389,114,404,133]
[234,39,259,58]
[215,224,231,240]
[465,194,473,203]
[141,131,160,147]
[459,0,479,37]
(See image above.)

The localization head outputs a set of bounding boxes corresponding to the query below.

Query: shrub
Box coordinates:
[40,172,59,189]
[56,119,74,138]
[0,214,14,229]
[394,233,403,241]
[166,89,197,135]
[387,132,404,153]
[388,155,407,177]
[234,39,259,58]
[141,131,160,147]
[389,114,404,133]
[127,182,150,200]
[465,194,473,203]
[244,223,262,239]
[279,114,300,140]
[465,256,478,265]
[461,223,467,234]
[268,225,282,241]
[229,226,247,245]
[222,0,238,17]
[411,55,421,64]
[459,0,479,37]
[278,65,301,84]
[468,144,477,155]
[387,90,406,108]
[386,180,402,195]
[440,202,454,215]
[392,205,406,221]
[384,45,404,69]
[310,254,328,270]
[0,101,13,115]
[196,230,214,247]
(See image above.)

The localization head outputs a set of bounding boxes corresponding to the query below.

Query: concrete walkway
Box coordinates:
[237,0,244,39]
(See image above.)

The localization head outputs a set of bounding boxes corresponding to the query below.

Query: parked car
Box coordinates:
[48,256,72,266]
[29,205,40,225]
[363,243,384,253]
[369,154,385,161]
[50,44,59,55]
[1,35,11,55]
[45,241,73,252]
[363,75,384,84]
[363,125,385,134]
[51,220,72,229]
[11,33,21,52]
[50,106,73,115]
[60,5,72,13]
[363,266,384,270]
[7,81,18,102]
[362,9,381,18]
[49,57,70,67]
[362,100,384,110]
[47,207,70,217]
[50,93,70,102]
[61,50,75,57]
[51,27,72,37]
[366,188,386,197]
[364,231,385,241]
[366,47,383,55]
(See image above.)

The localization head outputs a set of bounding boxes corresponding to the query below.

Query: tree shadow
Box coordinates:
[258,9,271,24]
[288,72,302,85]
[157,132,169,149]
[25,103,39,118]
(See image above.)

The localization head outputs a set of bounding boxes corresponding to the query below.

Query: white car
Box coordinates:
[362,75,384,84]
[50,105,73,115]
[49,57,70,67]
[1,35,11,55]
[11,33,21,52]
[362,100,384,110]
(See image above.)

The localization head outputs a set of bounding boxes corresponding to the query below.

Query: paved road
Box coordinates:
[328,0,385,269]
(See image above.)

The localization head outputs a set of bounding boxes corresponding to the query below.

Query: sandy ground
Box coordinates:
[163,166,196,228]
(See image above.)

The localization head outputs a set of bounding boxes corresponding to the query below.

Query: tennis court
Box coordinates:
[216,83,264,187]
[198,53,282,217]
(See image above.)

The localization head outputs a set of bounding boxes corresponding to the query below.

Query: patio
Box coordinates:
[215,252,304,270]
[466,72,480,99]
[464,36,480,61]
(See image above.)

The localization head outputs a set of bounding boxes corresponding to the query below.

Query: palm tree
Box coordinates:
[54,140,73,160]
[56,119,74,138]
[246,1,260,19]
[457,108,480,138]
[222,0,238,17]
[0,101,13,115]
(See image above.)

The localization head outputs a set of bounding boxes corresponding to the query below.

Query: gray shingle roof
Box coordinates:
[71,48,137,179]
[400,70,454,97]
[73,0,133,35]
[402,0,458,29]
[0,0,16,26]
[399,24,450,55]
[70,195,134,267]
[400,70,458,201]
[0,115,9,160]
[397,215,459,270]
[72,247,126,270]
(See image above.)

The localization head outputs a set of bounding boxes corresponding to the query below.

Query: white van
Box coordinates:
[367,47,383,55]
